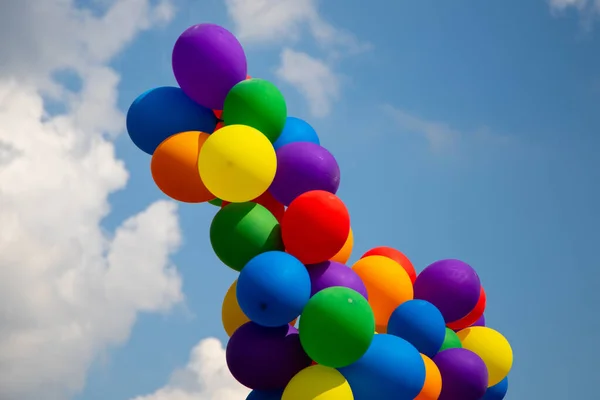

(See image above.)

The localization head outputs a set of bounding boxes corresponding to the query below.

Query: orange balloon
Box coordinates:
[415,354,442,400]
[330,228,353,264]
[361,246,417,283]
[151,131,215,203]
[351,255,413,332]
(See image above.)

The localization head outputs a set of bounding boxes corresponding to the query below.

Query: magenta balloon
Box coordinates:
[226,322,311,390]
[307,261,368,299]
[172,24,247,110]
[268,142,340,206]
[414,259,481,322]
[433,348,488,400]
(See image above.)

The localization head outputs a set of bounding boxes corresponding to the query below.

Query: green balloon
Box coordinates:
[439,327,463,352]
[299,286,375,368]
[210,202,284,271]
[222,78,287,143]
[208,198,223,207]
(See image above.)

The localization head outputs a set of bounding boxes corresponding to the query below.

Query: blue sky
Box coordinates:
[1,0,599,399]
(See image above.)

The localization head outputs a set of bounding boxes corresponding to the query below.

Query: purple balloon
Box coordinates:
[269,142,340,206]
[433,348,488,400]
[472,314,486,327]
[226,322,311,390]
[414,259,481,322]
[172,24,247,110]
[307,261,368,299]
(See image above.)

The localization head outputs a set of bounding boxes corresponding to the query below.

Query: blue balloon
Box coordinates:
[387,299,446,358]
[246,389,284,400]
[273,117,320,150]
[237,251,311,327]
[126,86,217,155]
[482,376,508,399]
[339,334,425,400]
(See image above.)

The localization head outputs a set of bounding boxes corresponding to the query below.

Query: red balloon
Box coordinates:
[282,190,350,265]
[213,109,223,120]
[447,286,486,331]
[221,191,285,222]
[361,246,417,283]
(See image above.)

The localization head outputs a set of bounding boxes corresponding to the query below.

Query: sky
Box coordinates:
[0,0,599,399]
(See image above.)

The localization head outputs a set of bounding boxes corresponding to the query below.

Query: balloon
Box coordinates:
[331,227,353,264]
[282,365,353,400]
[447,287,486,331]
[440,328,462,351]
[339,334,425,400]
[387,300,446,358]
[172,24,247,110]
[415,354,442,400]
[198,124,277,203]
[223,78,287,143]
[433,348,488,400]
[247,389,285,400]
[482,376,508,400]
[282,190,350,265]
[307,260,367,299]
[210,202,284,271]
[456,327,513,387]
[222,191,285,222]
[273,117,320,150]
[226,323,311,390]
[351,255,413,333]
[150,131,215,203]
[209,198,223,207]
[299,286,374,368]
[237,251,311,327]
[126,86,218,155]
[472,314,486,327]
[221,280,249,336]
[269,142,340,206]
[414,259,481,322]
[361,246,417,283]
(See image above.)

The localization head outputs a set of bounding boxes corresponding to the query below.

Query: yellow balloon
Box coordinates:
[198,124,277,203]
[330,228,353,264]
[221,280,249,337]
[283,365,354,400]
[456,326,513,387]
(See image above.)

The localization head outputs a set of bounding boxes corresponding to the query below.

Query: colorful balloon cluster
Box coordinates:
[126,23,514,400]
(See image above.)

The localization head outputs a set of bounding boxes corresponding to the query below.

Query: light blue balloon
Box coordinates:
[339,334,426,400]
[237,251,311,327]
[273,117,320,150]
[482,376,508,399]
[387,299,446,358]
[246,389,284,400]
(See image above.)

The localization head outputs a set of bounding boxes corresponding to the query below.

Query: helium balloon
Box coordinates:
[415,354,442,400]
[282,365,353,400]
[222,191,285,222]
[351,255,413,333]
[299,286,374,368]
[172,24,247,110]
[209,198,223,207]
[198,124,277,203]
[237,251,311,327]
[414,259,481,322]
[221,280,249,336]
[307,260,367,299]
[150,131,215,203]
[282,190,350,265]
[330,227,353,264]
[440,328,462,352]
[387,299,446,358]
[126,86,218,155]
[247,389,285,400]
[456,327,513,387]
[361,246,417,283]
[226,323,311,390]
[447,286,486,331]
[339,334,425,400]
[433,348,488,400]
[269,142,341,206]
[210,202,284,271]
[482,376,508,400]
[223,78,287,143]
[472,314,486,327]
[273,117,320,150]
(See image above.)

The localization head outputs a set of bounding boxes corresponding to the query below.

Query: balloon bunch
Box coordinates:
[126,23,513,400]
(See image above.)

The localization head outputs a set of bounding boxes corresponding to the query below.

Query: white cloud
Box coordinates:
[549,0,589,11]
[0,0,184,399]
[130,338,251,400]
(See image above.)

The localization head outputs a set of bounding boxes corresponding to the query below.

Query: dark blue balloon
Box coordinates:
[482,376,508,400]
[273,117,320,150]
[387,299,446,358]
[246,389,284,400]
[339,334,425,400]
[237,251,311,327]
[126,86,217,155]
